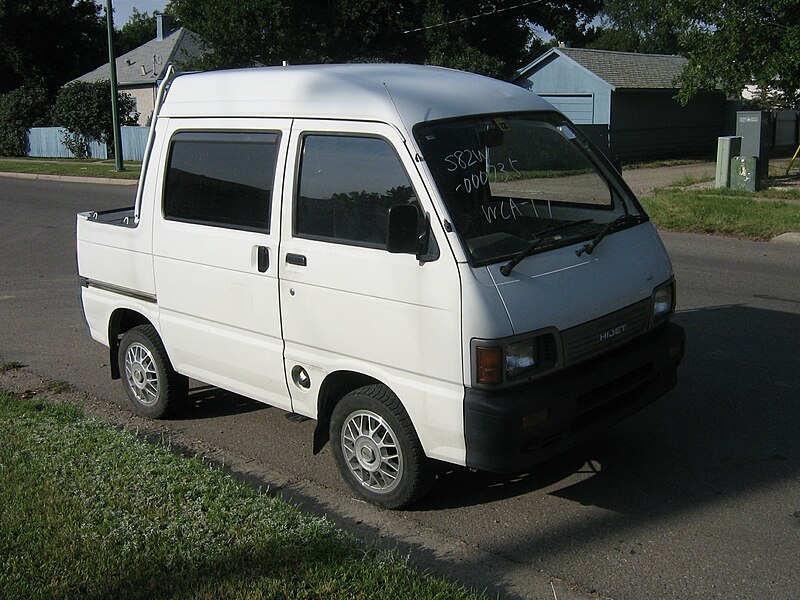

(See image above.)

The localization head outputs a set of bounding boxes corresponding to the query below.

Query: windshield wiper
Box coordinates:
[575,214,646,257]
[500,219,593,276]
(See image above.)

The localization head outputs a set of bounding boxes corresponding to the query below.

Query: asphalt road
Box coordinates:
[1,177,799,599]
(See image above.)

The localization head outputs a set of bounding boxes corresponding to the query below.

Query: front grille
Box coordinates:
[561,299,650,367]
[575,362,654,415]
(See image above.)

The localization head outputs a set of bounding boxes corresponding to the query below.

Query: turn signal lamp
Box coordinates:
[476,346,503,385]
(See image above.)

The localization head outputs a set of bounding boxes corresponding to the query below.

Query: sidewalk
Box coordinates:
[622,162,716,198]
[623,158,800,199]
[0,171,138,186]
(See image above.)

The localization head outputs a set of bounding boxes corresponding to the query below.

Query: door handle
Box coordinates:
[286,253,307,266]
[257,246,269,272]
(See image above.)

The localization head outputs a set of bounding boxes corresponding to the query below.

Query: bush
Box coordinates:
[50,80,139,158]
[0,84,49,156]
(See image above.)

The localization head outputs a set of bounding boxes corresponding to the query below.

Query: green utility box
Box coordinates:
[716,136,742,188]
[730,156,758,192]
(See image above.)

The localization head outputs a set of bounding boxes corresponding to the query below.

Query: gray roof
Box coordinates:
[516,48,689,90]
[74,27,207,86]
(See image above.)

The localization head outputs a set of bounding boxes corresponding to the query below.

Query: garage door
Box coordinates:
[538,94,594,124]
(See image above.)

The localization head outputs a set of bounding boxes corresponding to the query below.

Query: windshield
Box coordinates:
[414,113,645,266]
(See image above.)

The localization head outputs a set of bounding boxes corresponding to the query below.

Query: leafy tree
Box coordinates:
[0,83,49,156]
[166,0,603,78]
[0,0,107,94]
[166,0,293,69]
[675,0,800,108]
[592,0,800,108]
[420,0,527,77]
[115,8,157,55]
[588,1,686,55]
[50,80,139,158]
[300,0,424,64]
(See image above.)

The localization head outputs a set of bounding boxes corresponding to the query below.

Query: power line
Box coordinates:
[403,0,546,34]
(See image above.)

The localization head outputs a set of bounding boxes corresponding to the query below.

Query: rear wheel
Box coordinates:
[330,384,433,508]
[118,324,188,419]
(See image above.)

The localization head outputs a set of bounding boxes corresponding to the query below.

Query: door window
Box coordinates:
[163,131,280,232]
[295,135,415,248]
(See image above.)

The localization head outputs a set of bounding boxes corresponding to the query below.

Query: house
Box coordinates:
[73,15,207,125]
[512,47,730,161]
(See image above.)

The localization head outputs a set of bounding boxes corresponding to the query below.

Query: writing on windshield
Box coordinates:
[415,113,641,265]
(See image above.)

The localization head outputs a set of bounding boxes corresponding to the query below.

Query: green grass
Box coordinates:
[0,158,140,179]
[0,390,483,600]
[640,187,800,239]
[623,158,709,170]
[0,362,24,372]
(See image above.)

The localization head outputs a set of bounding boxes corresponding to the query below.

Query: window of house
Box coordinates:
[163,131,280,232]
[295,135,416,248]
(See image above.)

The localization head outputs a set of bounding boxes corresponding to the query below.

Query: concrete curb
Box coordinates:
[771,232,800,245]
[0,171,138,186]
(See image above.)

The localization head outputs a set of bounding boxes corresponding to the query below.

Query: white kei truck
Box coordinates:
[77,64,685,508]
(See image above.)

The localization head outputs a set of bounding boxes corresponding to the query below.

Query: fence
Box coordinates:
[774,111,800,154]
[27,126,150,161]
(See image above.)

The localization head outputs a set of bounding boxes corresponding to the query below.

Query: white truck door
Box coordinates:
[152,118,292,409]
[278,121,464,448]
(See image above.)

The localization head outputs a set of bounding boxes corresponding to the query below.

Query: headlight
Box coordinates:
[506,339,537,378]
[474,331,557,386]
[652,280,675,323]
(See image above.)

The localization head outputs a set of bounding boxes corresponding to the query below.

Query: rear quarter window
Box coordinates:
[163,131,280,232]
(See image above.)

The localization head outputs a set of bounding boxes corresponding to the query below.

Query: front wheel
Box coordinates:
[330,385,433,509]
[118,324,188,419]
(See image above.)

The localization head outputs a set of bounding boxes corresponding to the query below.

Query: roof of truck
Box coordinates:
[160,63,553,127]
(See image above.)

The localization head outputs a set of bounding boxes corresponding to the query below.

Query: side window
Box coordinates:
[163,131,280,232]
[296,135,415,248]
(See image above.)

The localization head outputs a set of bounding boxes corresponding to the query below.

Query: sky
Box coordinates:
[110,0,169,28]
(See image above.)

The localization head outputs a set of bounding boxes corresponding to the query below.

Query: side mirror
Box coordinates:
[386,204,421,255]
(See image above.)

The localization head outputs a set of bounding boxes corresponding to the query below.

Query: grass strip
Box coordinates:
[0,390,483,600]
[640,187,800,239]
[0,158,140,180]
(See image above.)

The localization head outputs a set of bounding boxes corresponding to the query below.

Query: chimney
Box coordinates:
[156,15,174,40]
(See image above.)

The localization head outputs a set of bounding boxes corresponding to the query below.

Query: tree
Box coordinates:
[50,80,138,158]
[0,83,49,156]
[0,0,107,95]
[166,0,293,69]
[675,0,800,108]
[592,0,800,108]
[166,0,603,77]
[588,0,686,55]
[420,0,529,77]
[115,8,157,55]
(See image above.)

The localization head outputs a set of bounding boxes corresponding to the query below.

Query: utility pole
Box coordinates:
[106,0,124,171]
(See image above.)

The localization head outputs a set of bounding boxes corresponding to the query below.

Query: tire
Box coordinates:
[330,384,433,509]
[118,324,188,419]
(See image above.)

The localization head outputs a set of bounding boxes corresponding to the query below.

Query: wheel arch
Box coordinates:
[312,370,382,455]
[108,309,155,379]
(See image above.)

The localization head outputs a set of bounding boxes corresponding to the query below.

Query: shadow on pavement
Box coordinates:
[411,304,799,514]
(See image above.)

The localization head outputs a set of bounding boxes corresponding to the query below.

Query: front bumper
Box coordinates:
[464,321,685,473]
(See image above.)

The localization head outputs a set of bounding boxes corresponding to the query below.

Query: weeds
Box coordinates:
[0,361,24,372]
